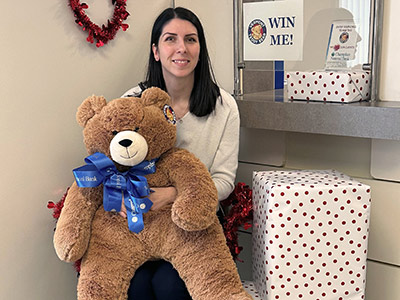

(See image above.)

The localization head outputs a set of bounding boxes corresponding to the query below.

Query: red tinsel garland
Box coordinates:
[47,188,68,219]
[69,0,130,47]
[221,182,253,261]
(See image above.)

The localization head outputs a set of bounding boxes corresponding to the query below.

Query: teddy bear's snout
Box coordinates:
[119,139,133,148]
[110,130,149,167]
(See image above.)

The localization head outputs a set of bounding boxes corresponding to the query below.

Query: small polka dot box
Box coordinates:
[286,71,371,103]
[252,170,371,300]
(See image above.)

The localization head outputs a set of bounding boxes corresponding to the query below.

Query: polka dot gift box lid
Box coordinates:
[286,71,371,103]
[252,169,371,300]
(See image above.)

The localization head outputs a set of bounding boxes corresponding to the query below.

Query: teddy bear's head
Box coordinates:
[76,87,176,168]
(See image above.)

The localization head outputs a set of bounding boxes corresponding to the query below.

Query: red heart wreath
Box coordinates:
[69,0,130,47]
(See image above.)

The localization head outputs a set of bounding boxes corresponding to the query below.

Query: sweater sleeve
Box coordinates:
[210,91,240,201]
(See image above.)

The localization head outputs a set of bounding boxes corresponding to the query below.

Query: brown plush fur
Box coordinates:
[54,87,251,300]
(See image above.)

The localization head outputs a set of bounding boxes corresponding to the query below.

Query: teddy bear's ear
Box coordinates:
[76,95,107,127]
[141,87,171,109]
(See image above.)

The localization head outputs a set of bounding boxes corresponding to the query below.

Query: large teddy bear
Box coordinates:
[53,87,251,300]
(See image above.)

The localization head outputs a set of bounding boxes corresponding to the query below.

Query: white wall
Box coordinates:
[0,1,172,299]
[176,0,234,92]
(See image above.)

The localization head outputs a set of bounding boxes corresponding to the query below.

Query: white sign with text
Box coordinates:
[243,0,303,61]
[325,20,360,70]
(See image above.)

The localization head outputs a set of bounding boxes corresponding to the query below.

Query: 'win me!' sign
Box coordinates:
[244,0,303,61]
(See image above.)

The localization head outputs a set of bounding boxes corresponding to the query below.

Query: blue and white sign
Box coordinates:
[244,0,303,61]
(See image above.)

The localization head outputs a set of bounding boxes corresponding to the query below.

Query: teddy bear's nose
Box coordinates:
[119,139,132,148]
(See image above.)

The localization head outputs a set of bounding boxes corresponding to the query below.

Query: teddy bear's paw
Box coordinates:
[171,206,215,231]
[54,231,88,262]
[55,241,85,263]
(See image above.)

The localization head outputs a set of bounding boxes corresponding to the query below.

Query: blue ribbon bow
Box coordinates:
[72,152,157,233]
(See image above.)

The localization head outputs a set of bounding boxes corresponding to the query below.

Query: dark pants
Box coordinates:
[127,260,192,300]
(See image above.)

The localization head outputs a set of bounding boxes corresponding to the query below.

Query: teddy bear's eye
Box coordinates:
[134,127,139,132]
[112,130,118,136]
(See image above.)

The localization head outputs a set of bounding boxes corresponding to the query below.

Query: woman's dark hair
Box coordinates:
[143,7,220,117]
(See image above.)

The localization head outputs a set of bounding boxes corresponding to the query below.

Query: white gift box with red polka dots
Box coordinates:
[286,71,371,103]
[252,170,371,300]
[242,280,261,299]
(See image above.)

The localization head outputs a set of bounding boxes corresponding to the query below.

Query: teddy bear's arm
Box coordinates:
[158,148,219,231]
[53,182,102,262]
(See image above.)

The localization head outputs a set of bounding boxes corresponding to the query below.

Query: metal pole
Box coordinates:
[370,0,384,101]
[233,0,244,97]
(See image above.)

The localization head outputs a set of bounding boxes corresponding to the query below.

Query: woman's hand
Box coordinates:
[119,187,177,218]
[148,187,177,210]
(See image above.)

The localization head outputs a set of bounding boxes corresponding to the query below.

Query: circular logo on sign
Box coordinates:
[248,19,267,45]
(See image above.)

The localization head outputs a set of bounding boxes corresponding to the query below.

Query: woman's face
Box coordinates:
[152,18,200,82]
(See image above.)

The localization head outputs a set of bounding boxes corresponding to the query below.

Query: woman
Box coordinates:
[121,7,240,300]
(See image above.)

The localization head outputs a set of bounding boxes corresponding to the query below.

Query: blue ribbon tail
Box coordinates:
[138,197,153,213]
[103,174,127,212]
[103,186,123,212]
[124,194,150,234]
[128,175,151,197]
[127,212,144,233]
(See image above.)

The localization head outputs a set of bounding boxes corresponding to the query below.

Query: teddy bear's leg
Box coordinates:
[167,221,253,300]
[77,210,149,300]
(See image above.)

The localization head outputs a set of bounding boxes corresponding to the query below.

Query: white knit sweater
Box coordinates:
[121,87,240,200]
